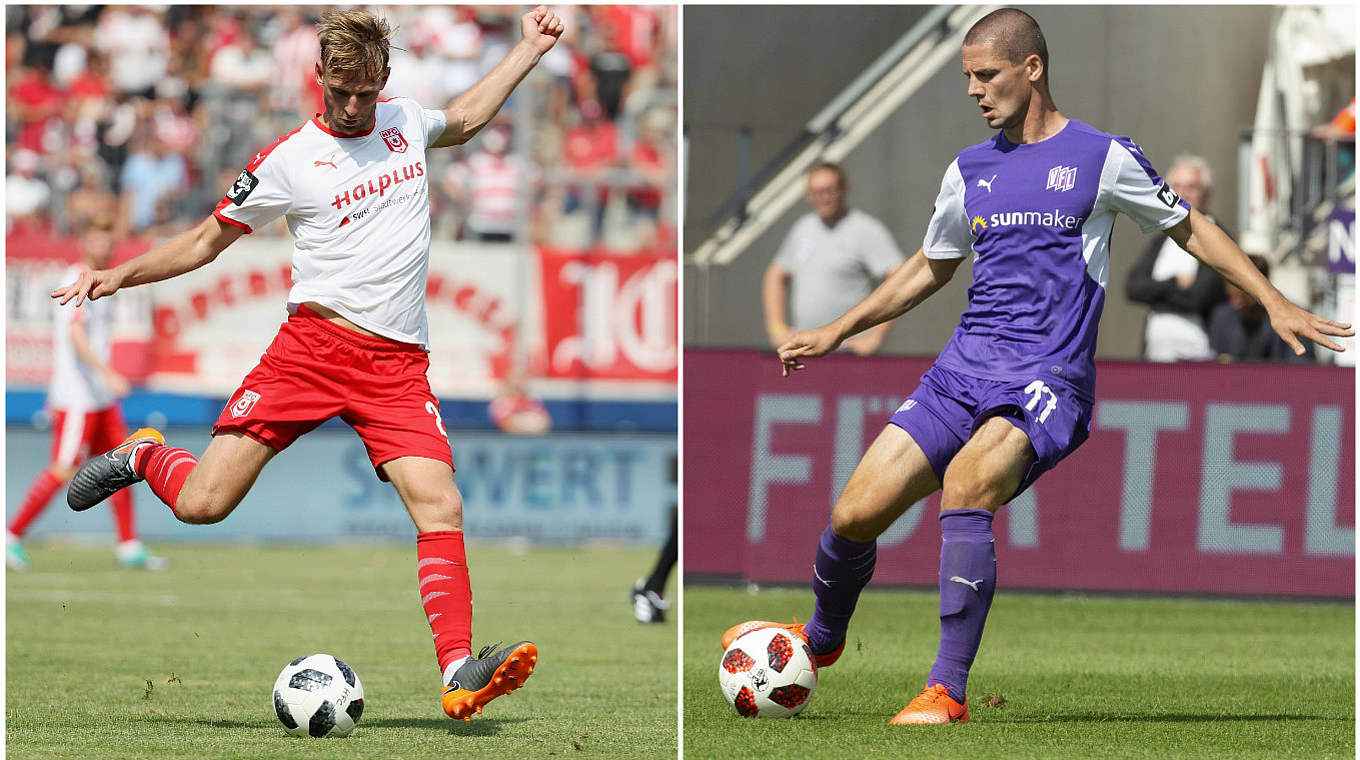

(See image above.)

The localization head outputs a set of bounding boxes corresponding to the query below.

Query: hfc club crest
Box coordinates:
[230,389,261,418]
[381,127,408,153]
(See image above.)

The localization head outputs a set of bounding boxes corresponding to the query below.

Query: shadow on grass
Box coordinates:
[981,712,1344,724]
[151,716,529,735]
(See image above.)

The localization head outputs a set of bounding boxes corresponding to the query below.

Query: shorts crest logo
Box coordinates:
[230,389,262,418]
[381,127,408,154]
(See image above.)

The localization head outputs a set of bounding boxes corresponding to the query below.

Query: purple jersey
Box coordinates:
[922,119,1190,399]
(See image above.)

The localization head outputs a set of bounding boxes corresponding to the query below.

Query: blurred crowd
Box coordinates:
[6,5,677,250]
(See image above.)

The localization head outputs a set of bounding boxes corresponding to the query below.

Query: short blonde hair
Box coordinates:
[317,9,394,82]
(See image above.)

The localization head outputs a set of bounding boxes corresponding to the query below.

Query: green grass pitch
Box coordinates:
[7,543,676,759]
[684,585,1353,759]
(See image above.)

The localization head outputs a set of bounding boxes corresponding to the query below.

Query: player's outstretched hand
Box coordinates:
[522,6,565,54]
[51,268,124,307]
[1267,300,1353,356]
[777,326,843,377]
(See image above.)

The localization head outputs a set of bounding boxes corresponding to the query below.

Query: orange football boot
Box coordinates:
[719,619,844,667]
[441,641,537,722]
[889,684,969,724]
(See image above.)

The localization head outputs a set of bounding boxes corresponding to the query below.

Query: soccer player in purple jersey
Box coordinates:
[720,8,1352,725]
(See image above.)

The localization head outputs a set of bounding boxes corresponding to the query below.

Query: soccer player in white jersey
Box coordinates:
[8,215,167,572]
[53,7,565,722]
[721,8,1352,725]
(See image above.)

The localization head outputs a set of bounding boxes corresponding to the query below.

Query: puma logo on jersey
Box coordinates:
[949,576,983,591]
[976,174,997,192]
[314,158,338,168]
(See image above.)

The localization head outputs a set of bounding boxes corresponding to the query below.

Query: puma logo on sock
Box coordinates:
[949,576,982,591]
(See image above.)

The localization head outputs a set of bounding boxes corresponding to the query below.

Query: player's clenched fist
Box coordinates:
[51,268,124,307]
[522,6,565,54]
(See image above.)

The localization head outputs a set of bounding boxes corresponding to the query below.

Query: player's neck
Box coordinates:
[1003,103,1067,145]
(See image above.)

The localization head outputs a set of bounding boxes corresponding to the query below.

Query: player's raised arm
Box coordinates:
[51,215,244,307]
[430,6,564,149]
[1165,208,1354,355]
[778,249,960,375]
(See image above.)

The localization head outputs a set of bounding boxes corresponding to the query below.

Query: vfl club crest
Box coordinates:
[1045,165,1077,192]
[230,389,262,418]
[381,127,408,154]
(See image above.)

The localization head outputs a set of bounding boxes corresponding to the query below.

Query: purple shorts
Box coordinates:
[887,364,1092,498]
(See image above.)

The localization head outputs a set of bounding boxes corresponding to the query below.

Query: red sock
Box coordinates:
[110,488,136,542]
[9,470,63,537]
[417,530,473,673]
[135,445,197,516]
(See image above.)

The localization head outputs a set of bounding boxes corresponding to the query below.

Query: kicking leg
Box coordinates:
[68,427,275,524]
[807,423,941,655]
[721,424,940,665]
[894,415,1034,725]
[156,432,278,524]
[382,455,536,722]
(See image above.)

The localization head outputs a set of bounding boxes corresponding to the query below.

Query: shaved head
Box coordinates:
[964,8,1048,73]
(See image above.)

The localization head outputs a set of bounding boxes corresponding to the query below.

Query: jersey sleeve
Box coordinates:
[421,106,447,146]
[860,215,907,277]
[922,159,972,259]
[1100,137,1190,233]
[213,144,293,234]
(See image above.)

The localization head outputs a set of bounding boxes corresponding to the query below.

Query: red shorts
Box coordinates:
[213,306,454,480]
[50,405,129,468]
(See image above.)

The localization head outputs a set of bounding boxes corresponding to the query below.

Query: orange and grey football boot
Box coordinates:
[889,683,970,724]
[441,641,538,722]
[720,619,845,667]
[68,428,165,512]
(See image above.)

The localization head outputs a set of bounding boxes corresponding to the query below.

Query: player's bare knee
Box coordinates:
[173,490,232,525]
[939,471,1003,511]
[407,488,463,531]
[830,503,883,542]
[49,464,76,483]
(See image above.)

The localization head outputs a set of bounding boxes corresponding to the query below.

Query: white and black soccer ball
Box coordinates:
[272,654,365,738]
[717,628,817,718]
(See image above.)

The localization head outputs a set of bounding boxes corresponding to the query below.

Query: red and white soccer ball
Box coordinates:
[717,628,818,717]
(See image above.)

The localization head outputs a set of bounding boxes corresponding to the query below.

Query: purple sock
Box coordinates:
[927,509,996,704]
[803,525,875,654]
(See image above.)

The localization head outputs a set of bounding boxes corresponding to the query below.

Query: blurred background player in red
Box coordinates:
[488,371,553,435]
[7,214,167,572]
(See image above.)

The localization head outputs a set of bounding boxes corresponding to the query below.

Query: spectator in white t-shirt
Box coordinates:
[763,162,907,355]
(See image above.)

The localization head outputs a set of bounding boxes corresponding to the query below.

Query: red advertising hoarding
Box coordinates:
[538,246,678,382]
[684,350,1354,598]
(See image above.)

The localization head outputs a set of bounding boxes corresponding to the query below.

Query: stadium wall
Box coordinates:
[684,6,1275,358]
[8,235,677,426]
[7,426,676,545]
[684,349,1354,599]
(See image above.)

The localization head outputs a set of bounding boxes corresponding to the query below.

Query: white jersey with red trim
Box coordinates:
[50,264,116,412]
[213,97,447,347]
